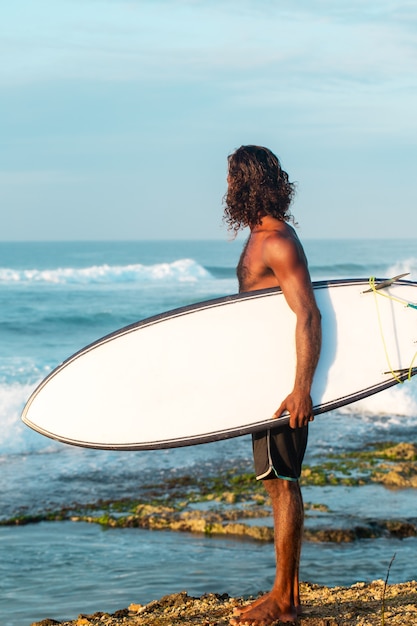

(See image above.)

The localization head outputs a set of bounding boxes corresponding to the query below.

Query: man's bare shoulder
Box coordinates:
[261,224,305,267]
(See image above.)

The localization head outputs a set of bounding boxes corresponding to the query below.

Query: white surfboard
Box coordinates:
[22,278,417,450]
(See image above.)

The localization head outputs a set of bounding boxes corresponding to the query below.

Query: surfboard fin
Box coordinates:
[362,273,410,293]
[383,367,417,378]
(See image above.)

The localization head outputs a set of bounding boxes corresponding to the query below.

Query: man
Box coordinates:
[225,146,322,625]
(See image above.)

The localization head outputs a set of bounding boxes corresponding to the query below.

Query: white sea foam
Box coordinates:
[386,257,417,281]
[0,381,55,455]
[0,259,211,285]
[339,378,417,418]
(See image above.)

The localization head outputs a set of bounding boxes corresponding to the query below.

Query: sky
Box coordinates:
[1,0,416,240]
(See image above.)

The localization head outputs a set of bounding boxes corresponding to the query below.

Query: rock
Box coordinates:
[34,581,417,625]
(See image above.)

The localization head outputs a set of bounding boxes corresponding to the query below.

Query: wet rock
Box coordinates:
[384,519,417,538]
[378,442,417,461]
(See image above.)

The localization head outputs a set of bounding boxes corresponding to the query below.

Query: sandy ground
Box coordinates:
[31,580,417,626]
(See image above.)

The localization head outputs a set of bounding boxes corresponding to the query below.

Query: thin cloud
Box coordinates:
[1,0,416,86]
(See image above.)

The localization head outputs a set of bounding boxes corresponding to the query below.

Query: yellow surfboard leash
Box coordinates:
[366,274,417,382]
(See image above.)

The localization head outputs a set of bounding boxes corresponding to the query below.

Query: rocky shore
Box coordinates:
[19,442,417,626]
[31,580,417,625]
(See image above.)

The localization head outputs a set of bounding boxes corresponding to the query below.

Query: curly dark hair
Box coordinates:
[223,145,296,235]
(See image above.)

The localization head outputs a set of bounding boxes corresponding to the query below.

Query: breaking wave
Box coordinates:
[0,259,211,285]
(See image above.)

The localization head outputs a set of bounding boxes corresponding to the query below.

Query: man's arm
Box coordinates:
[263,234,322,429]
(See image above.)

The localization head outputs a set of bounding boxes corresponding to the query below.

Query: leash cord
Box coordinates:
[368,276,417,382]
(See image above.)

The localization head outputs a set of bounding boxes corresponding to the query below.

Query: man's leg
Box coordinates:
[230,477,303,625]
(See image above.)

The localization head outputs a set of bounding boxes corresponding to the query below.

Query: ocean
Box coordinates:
[1,239,417,625]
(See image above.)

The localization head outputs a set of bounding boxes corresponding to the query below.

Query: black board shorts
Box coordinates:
[252,423,308,481]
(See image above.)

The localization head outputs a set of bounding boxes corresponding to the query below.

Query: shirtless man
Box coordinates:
[224,146,322,625]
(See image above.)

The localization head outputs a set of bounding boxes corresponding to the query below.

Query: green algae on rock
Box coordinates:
[301,442,417,488]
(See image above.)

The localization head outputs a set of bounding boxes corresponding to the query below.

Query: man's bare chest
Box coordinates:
[237,238,276,292]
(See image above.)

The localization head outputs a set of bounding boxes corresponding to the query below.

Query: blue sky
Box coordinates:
[1,0,416,240]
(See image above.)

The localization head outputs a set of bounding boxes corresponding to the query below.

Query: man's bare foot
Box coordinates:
[233,592,301,617]
[229,593,298,625]
[233,592,270,616]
